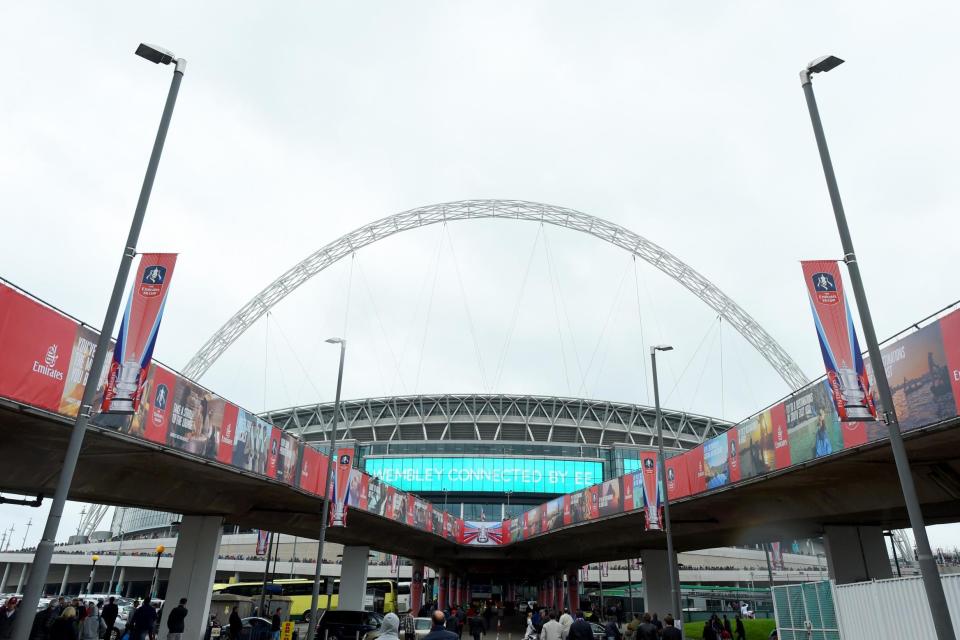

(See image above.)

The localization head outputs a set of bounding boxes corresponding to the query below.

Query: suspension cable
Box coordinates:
[414,222,447,391]
[632,257,651,404]
[445,224,489,390]
[355,257,408,395]
[664,314,719,405]
[491,224,543,391]
[543,227,574,395]
[543,227,586,392]
[577,256,633,398]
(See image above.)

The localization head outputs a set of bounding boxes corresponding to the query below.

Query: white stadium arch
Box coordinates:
[183,200,809,390]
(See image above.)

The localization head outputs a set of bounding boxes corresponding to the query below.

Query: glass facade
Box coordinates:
[364,456,602,494]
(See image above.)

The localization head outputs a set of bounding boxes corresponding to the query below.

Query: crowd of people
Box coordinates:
[0,593,192,640]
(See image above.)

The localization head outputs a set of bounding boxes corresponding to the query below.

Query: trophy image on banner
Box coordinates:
[801,260,877,421]
[330,448,353,527]
[101,254,177,414]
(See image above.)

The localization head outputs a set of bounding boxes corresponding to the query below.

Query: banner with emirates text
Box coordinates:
[801,260,877,421]
[101,253,177,413]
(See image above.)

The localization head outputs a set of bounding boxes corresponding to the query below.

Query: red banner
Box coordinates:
[801,260,876,421]
[216,402,240,464]
[102,253,177,413]
[941,309,960,415]
[726,428,741,483]
[256,530,269,555]
[686,445,707,494]
[0,285,75,412]
[638,451,662,530]
[331,446,353,526]
[770,402,792,469]
[665,454,690,499]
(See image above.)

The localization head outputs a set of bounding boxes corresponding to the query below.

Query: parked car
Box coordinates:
[240,617,274,640]
[588,621,606,640]
[316,610,382,640]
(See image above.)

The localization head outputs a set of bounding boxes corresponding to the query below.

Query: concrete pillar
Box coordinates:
[823,525,893,584]
[57,564,69,596]
[640,550,673,617]
[116,567,126,595]
[437,568,448,611]
[233,571,240,582]
[566,570,579,613]
[339,546,371,610]
[411,561,425,613]
[547,578,554,611]
[449,574,459,608]
[157,516,223,640]
[16,565,28,594]
[0,564,8,593]
[555,575,564,613]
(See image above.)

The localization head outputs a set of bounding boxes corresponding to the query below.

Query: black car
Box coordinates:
[316,610,382,640]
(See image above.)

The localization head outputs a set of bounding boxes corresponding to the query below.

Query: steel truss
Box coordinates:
[184,200,808,390]
[264,393,729,448]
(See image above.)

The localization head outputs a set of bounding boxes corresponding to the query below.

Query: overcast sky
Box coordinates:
[1,2,959,551]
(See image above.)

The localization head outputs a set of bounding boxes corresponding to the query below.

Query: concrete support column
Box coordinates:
[555,575,564,613]
[437,568,448,611]
[547,578,554,612]
[339,546,371,610]
[449,574,459,608]
[823,525,894,584]
[16,565,28,594]
[566,570,579,613]
[411,561,425,614]
[116,567,126,596]
[157,516,223,640]
[0,564,9,593]
[640,550,673,617]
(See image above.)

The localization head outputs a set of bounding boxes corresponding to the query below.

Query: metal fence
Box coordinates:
[834,574,960,639]
[772,580,840,640]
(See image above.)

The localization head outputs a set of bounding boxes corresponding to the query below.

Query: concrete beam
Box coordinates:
[823,525,893,584]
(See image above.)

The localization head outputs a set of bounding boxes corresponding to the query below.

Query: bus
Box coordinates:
[212,578,401,620]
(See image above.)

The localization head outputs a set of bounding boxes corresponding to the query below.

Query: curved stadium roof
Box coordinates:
[264,393,730,450]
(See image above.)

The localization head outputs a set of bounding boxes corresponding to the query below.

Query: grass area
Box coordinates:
[683,619,776,640]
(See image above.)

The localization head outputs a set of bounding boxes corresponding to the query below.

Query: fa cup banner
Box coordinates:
[640,451,663,531]
[801,260,877,421]
[330,447,354,527]
[256,529,270,555]
[101,253,177,413]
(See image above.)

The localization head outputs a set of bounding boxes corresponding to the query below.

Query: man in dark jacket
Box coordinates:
[228,607,243,640]
[637,613,658,640]
[271,609,282,640]
[568,618,594,640]
[0,598,19,640]
[468,612,486,640]
[424,611,458,640]
[101,598,119,639]
[166,599,188,640]
[131,598,157,640]
[660,615,682,640]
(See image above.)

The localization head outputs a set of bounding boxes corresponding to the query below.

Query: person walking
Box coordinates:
[271,608,282,640]
[401,609,417,640]
[722,615,732,639]
[79,605,106,640]
[636,614,657,640]
[660,616,681,640]
[541,612,562,640]
[523,611,538,640]
[166,599,188,640]
[49,608,78,640]
[468,610,486,640]
[30,600,57,640]
[603,616,621,640]
[0,597,18,640]
[424,611,458,640]
[379,613,401,640]
[558,611,573,640]
[101,598,119,640]
[228,607,242,640]
[734,615,745,640]
[131,599,157,640]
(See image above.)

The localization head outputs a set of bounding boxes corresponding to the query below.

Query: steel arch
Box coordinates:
[183,199,808,389]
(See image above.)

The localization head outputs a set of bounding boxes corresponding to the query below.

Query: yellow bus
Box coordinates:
[212,578,401,621]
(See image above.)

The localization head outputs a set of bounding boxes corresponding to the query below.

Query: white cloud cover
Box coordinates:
[1,1,958,548]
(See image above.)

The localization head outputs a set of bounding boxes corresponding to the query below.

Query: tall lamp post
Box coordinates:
[307,338,346,640]
[151,545,165,599]
[12,44,186,640]
[799,55,955,638]
[85,555,100,594]
[651,345,682,621]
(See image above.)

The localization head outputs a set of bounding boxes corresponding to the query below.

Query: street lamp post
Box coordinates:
[799,54,955,639]
[651,345,682,621]
[12,44,186,640]
[151,545,165,599]
[307,338,346,640]
[86,555,100,595]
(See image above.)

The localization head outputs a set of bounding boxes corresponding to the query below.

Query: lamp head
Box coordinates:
[155,545,165,555]
[135,43,176,65]
[807,55,845,74]
[91,555,100,563]
[651,345,674,354]
[325,337,345,345]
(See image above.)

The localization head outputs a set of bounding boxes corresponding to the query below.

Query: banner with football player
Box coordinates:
[101,253,177,413]
[330,446,354,526]
[801,260,877,421]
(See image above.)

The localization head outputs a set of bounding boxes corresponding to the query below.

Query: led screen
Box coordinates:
[364,456,602,494]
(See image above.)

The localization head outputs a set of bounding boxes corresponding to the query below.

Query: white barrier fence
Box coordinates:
[834,574,960,640]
